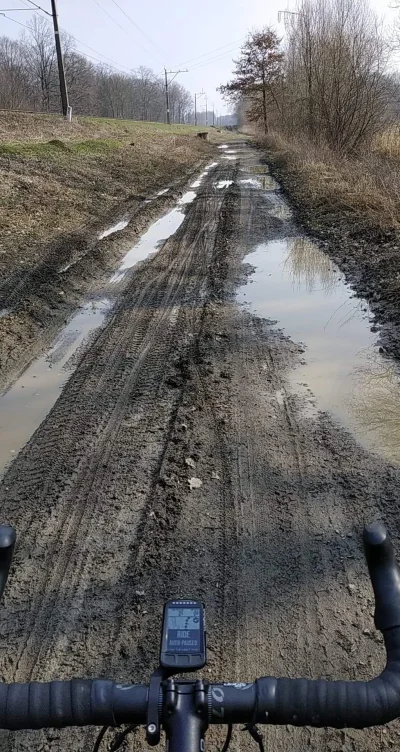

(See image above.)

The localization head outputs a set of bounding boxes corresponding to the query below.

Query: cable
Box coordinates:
[221,724,233,752]
[175,37,244,68]
[109,725,138,751]
[69,45,131,72]
[0,11,30,27]
[189,47,240,71]
[91,0,158,62]
[92,726,109,752]
[242,724,265,752]
[1,0,164,77]
[92,725,138,752]
[10,0,134,73]
[24,0,51,15]
[69,38,132,71]
[107,0,167,58]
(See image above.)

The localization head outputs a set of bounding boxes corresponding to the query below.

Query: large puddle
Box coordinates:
[0,299,111,476]
[0,163,215,477]
[238,230,400,464]
[109,206,186,285]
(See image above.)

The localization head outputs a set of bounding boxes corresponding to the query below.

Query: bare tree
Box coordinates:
[131,66,158,120]
[219,28,284,134]
[22,16,58,111]
[0,23,194,122]
[284,0,391,151]
[0,36,30,110]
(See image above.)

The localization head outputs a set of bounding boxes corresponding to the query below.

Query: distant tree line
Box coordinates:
[220,0,399,153]
[0,16,193,122]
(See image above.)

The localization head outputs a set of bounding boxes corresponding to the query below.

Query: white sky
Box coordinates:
[0,0,397,114]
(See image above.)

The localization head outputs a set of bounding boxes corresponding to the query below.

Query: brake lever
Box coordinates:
[0,525,16,601]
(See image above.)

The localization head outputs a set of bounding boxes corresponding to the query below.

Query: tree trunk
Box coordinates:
[262,73,268,134]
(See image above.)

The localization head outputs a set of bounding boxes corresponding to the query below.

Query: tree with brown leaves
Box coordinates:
[219,28,284,134]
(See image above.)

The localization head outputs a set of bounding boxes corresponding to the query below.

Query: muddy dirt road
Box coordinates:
[1,142,400,752]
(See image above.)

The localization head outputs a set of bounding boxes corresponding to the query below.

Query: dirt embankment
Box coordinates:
[259,135,400,358]
[0,114,234,389]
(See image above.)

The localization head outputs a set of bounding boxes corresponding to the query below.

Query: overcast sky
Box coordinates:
[0,0,396,114]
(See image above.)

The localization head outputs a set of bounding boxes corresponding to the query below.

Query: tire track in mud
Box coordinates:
[0,166,233,694]
[2,145,400,752]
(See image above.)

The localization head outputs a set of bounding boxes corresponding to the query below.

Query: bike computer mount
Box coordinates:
[146,599,206,746]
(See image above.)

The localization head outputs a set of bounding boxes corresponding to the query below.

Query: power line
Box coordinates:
[107,0,167,58]
[175,37,244,68]
[189,47,241,71]
[12,0,134,72]
[0,11,30,27]
[69,45,131,72]
[91,0,158,62]
[69,37,132,71]
[1,2,139,75]
[24,0,51,15]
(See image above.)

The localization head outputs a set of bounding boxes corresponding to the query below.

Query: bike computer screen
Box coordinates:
[160,600,206,671]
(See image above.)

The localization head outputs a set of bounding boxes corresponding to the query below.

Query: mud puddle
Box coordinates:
[98,219,129,240]
[0,162,212,474]
[109,168,218,286]
[238,234,400,463]
[109,195,197,285]
[0,299,111,477]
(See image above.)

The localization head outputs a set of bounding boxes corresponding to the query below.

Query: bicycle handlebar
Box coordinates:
[0,522,399,732]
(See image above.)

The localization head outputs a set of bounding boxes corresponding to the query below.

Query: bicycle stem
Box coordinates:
[162,682,207,752]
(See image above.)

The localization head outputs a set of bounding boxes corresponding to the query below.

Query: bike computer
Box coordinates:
[160,599,206,671]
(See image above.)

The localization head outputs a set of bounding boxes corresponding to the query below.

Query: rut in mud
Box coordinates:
[1,143,400,752]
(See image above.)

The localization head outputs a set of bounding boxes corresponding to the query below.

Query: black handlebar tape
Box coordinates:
[255,617,400,728]
[0,680,149,730]
[0,525,16,602]
[363,522,400,631]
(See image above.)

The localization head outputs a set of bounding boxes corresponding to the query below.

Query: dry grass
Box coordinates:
[0,114,232,282]
[373,125,400,161]
[263,131,400,232]
[0,111,238,145]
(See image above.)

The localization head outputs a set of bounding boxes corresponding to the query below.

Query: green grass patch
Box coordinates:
[70,138,126,154]
[80,117,203,136]
[0,138,126,158]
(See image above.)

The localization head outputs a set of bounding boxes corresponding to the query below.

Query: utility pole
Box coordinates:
[164,68,188,125]
[212,103,215,127]
[50,0,70,119]
[278,9,300,30]
[205,94,208,127]
[194,90,204,127]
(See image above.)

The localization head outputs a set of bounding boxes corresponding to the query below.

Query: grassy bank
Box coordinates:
[0,112,219,144]
[0,114,234,294]
[261,130,400,356]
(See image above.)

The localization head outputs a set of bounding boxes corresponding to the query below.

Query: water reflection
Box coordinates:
[236,238,385,459]
[283,237,340,295]
[351,358,400,463]
[0,299,112,477]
